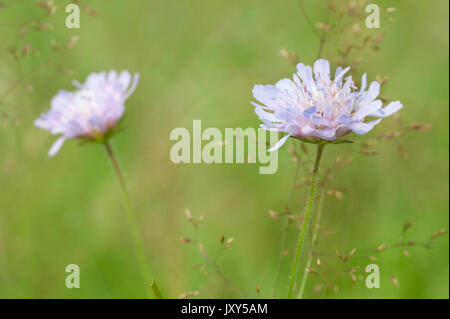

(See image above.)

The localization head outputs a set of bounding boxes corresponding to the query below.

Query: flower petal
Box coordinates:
[303,106,317,119]
[296,63,314,86]
[275,78,298,95]
[311,115,331,127]
[108,70,119,84]
[313,59,331,82]
[360,73,367,92]
[302,125,337,140]
[124,72,139,99]
[268,134,291,152]
[367,81,380,100]
[348,119,382,134]
[353,100,382,120]
[370,101,403,117]
[48,136,66,157]
[252,85,283,107]
[334,66,350,84]
[335,114,354,125]
[254,105,278,123]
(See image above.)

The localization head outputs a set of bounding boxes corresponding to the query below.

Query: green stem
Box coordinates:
[297,187,325,299]
[272,150,300,297]
[104,141,161,299]
[286,144,324,299]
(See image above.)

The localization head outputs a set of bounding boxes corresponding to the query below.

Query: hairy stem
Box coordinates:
[104,141,161,299]
[287,144,325,299]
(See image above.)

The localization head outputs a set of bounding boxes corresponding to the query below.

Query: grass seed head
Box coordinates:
[431,228,447,240]
[375,243,387,253]
[390,275,400,287]
[180,237,191,244]
[178,291,200,299]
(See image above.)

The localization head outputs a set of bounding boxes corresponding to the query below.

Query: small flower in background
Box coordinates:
[252,59,403,151]
[33,69,160,298]
[34,70,139,156]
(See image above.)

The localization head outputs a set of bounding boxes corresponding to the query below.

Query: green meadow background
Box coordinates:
[0,0,448,298]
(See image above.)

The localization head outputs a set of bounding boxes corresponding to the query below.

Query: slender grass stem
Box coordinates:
[286,144,325,299]
[272,148,300,297]
[104,141,161,299]
[316,0,330,59]
[297,187,325,299]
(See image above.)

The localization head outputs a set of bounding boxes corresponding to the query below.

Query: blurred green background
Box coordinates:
[0,0,448,298]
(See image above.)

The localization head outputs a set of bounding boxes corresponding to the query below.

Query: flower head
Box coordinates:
[252,59,403,151]
[35,70,139,156]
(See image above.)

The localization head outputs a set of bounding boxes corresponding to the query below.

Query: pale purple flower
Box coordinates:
[252,59,403,151]
[35,70,139,156]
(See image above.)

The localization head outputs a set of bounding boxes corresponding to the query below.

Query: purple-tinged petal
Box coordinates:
[251,58,403,149]
[303,106,317,119]
[302,125,337,140]
[252,85,284,107]
[370,101,403,117]
[335,114,354,125]
[35,70,138,156]
[311,115,330,127]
